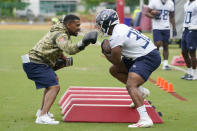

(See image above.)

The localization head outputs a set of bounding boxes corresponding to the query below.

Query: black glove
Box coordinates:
[53,57,73,71]
[173,29,177,37]
[77,31,98,50]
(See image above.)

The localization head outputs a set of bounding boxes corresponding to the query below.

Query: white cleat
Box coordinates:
[128,118,153,128]
[139,87,150,99]
[192,76,197,80]
[36,109,54,118]
[35,114,59,125]
[130,102,136,108]
[130,87,150,108]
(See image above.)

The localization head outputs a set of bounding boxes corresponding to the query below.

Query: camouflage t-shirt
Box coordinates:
[29,22,80,67]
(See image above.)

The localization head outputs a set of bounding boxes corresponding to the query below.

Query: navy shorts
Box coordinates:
[181,28,197,50]
[122,49,161,81]
[153,29,170,43]
[23,62,59,89]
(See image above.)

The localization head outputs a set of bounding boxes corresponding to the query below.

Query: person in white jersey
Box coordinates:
[146,0,177,70]
[181,0,197,80]
[96,9,161,128]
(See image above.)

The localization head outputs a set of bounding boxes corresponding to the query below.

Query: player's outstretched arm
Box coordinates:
[56,31,98,55]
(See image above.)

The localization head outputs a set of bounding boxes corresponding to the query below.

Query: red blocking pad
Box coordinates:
[62,98,132,115]
[69,86,127,91]
[171,56,186,66]
[63,104,163,123]
[59,90,129,106]
[61,94,131,109]
[62,98,150,115]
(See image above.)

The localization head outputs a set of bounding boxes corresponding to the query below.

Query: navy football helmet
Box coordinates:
[96,9,119,35]
[161,0,167,4]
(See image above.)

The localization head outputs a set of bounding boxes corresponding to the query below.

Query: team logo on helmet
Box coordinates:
[101,14,108,21]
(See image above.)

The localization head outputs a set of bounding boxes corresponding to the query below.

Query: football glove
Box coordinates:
[53,57,73,71]
[77,31,98,50]
[154,14,161,20]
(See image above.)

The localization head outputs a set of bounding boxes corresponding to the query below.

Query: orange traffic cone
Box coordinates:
[168,83,174,93]
[163,81,168,90]
[160,78,164,88]
[156,77,161,86]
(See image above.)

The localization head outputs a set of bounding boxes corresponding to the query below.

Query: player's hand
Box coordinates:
[77,31,98,50]
[154,14,161,20]
[173,29,177,37]
[151,10,161,20]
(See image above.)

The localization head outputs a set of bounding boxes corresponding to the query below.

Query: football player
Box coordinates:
[96,9,161,128]
[181,0,197,80]
[146,0,177,70]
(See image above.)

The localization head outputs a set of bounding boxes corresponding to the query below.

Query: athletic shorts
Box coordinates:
[122,49,161,81]
[181,28,197,50]
[153,29,170,43]
[23,62,59,89]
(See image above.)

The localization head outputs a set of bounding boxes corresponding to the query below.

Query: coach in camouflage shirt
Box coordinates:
[29,19,80,67]
[22,14,98,124]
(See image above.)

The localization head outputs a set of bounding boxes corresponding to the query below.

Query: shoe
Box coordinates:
[35,114,59,125]
[162,65,171,70]
[184,74,194,80]
[139,87,150,99]
[181,73,190,79]
[193,76,197,80]
[130,88,150,108]
[128,118,153,128]
[36,109,54,118]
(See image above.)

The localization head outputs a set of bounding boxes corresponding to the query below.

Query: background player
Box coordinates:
[146,0,177,70]
[181,0,197,80]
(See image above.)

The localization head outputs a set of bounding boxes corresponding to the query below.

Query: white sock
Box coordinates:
[137,105,150,120]
[163,60,168,66]
[187,68,192,75]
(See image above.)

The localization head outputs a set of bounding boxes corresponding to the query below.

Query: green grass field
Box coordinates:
[0,27,197,131]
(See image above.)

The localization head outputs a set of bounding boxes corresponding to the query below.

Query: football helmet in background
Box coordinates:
[161,0,167,4]
[96,9,119,35]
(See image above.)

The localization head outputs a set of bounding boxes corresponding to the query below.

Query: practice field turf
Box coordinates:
[0,25,197,131]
